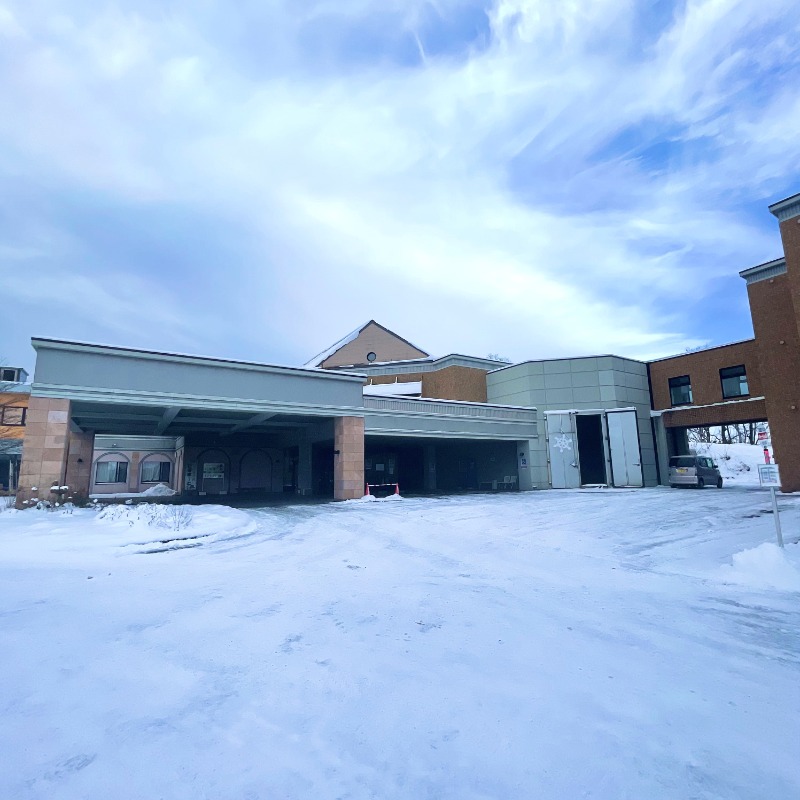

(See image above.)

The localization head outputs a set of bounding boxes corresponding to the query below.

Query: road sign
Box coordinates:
[758,463,780,487]
[758,464,784,548]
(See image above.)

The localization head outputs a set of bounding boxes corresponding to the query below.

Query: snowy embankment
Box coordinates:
[1,489,799,799]
[692,442,770,485]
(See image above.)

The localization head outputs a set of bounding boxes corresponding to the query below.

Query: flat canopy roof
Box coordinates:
[30,337,368,420]
[31,338,367,382]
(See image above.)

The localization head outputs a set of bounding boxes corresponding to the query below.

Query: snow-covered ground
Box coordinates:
[1,489,799,799]
[692,442,770,486]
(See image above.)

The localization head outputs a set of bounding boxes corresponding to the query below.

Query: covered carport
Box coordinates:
[16,339,368,506]
[652,396,769,485]
[362,396,538,495]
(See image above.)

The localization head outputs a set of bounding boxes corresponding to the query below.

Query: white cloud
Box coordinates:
[1,0,799,368]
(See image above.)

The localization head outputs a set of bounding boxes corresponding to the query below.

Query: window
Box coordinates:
[141,461,171,483]
[668,375,693,406]
[720,365,748,399]
[366,352,377,362]
[0,368,18,382]
[0,407,26,425]
[95,461,128,484]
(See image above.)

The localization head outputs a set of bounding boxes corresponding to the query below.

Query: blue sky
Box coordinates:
[2,0,800,374]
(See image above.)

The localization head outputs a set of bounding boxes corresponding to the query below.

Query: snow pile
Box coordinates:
[97,502,194,531]
[693,442,769,485]
[718,542,800,591]
[351,493,403,503]
[140,483,177,497]
[0,495,14,513]
[90,484,177,500]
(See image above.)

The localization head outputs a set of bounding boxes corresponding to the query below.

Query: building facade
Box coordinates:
[11,190,800,504]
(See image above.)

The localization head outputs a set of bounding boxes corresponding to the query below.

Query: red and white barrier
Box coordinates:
[364,483,400,497]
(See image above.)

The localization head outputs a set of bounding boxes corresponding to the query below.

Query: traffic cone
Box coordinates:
[365,483,370,496]
[394,483,400,495]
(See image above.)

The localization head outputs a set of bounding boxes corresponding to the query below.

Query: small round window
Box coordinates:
[366,352,377,362]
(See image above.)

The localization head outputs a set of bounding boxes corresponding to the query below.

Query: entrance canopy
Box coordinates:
[30,338,368,428]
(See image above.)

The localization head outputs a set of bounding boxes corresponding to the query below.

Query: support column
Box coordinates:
[297,440,313,496]
[16,397,71,508]
[651,415,671,486]
[334,416,364,500]
[129,451,141,493]
[65,429,94,500]
[517,440,535,491]
[423,444,437,492]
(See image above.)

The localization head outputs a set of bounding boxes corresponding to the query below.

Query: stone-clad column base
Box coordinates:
[16,397,71,508]
[334,416,365,500]
[65,429,95,501]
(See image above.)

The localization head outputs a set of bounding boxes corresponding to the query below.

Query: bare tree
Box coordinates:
[687,423,768,447]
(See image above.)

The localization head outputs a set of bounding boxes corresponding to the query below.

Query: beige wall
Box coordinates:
[334,416,365,499]
[16,397,86,507]
[322,322,427,368]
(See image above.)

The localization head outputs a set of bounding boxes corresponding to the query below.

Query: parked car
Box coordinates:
[669,454,723,489]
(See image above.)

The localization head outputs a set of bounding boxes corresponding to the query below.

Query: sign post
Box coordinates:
[758,464,784,549]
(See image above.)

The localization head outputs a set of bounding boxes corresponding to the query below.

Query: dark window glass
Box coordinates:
[720,365,748,399]
[668,375,693,406]
[141,461,171,483]
[670,456,696,468]
[0,368,17,382]
[95,461,128,484]
[1,407,25,425]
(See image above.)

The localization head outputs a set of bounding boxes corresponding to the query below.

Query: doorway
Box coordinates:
[575,414,607,485]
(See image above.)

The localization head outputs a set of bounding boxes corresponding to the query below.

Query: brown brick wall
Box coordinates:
[778,216,800,344]
[662,398,768,429]
[367,366,488,403]
[748,271,800,492]
[648,340,763,412]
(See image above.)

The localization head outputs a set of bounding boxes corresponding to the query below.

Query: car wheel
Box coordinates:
[697,478,705,489]
[717,477,723,489]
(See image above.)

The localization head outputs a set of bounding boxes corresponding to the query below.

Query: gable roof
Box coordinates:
[304,320,430,368]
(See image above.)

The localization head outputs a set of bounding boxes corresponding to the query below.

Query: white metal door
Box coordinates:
[607,410,643,487]
[546,412,581,489]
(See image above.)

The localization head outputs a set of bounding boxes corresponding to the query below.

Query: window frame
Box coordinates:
[0,406,26,425]
[0,368,18,382]
[95,460,129,485]
[668,374,693,406]
[141,460,171,484]
[719,364,749,400]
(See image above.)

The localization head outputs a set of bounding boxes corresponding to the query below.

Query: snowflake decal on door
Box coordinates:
[552,434,573,453]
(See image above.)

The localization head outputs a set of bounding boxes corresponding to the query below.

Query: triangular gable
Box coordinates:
[306,321,430,369]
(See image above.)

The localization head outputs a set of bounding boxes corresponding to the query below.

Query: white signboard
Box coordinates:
[758,464,780,488]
